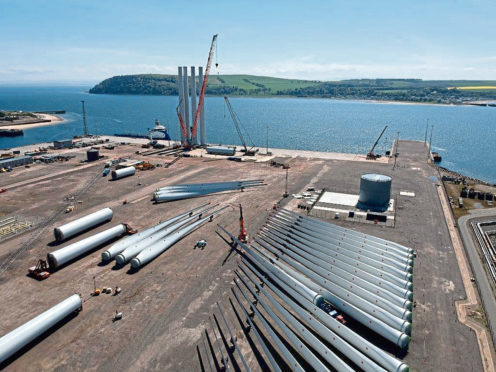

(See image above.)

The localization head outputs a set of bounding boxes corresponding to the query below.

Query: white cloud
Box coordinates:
[1,56,496,83]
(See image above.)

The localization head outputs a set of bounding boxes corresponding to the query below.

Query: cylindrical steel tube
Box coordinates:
[54,207,113,242]
[0,294,82,364]
[48,224,126,269]
[111,166,135,180]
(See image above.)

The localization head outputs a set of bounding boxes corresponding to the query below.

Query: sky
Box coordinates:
[1,0,496,84]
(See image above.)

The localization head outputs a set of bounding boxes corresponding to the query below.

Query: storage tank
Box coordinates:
[111,166,135,180]
[86,149,99,162]
[358,174,392,210]
[54,207,113,241]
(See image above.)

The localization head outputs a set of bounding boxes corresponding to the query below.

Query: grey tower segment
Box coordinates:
[0,294,82,364]
[182,66,190,140]
[190,66,197,145]
[54,207,113,242]
[177,66,185,143]
[199,66,206,146]
[48,224,127,269]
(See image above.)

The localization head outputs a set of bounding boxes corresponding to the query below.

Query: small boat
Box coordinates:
[0,129,23,137]
[148,119,171,140]
[432,152,442,162]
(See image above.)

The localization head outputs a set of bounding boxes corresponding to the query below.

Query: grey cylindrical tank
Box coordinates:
[111,166,135,180]
[48,224,126,269]
[0,294,82,364]
[86,149,99,162]
[54,207,113,241]
[358,174,392,209]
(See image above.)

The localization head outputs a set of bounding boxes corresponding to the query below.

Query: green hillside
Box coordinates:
[89,74,320,96]
[89,74,496,104]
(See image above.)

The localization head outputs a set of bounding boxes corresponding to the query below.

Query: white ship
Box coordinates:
[148,119,171,140]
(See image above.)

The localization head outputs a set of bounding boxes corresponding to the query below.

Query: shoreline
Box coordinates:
[88,91,489,107]
[0,113,66,130]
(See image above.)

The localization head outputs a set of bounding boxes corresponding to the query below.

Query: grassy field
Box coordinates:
[207,74,321,92]
[453,86,496,91]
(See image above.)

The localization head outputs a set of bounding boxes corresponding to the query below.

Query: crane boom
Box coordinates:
[367,125,388,159]
[176,101,189,147]
[224,96,248,153]
[191,34,218,143]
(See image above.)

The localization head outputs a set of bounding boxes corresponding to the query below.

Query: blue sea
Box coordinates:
[0,86,494,183]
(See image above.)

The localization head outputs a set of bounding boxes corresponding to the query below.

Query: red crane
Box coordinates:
[176,101,190,148]
[238,204,248,243]
[190,34,218,145]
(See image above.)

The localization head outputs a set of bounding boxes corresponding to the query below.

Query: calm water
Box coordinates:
[0,86,494,183]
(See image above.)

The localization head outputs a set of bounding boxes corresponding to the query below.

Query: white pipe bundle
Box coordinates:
[101,203,209,261]
[153,180,264,203]
[115,205,216,265]
[130,206,228,269]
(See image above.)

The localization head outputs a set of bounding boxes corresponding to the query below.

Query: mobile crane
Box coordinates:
[224,96,258,156]
[366,125,388,159]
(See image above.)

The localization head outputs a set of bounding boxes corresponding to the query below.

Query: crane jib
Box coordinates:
[191,34,218,141]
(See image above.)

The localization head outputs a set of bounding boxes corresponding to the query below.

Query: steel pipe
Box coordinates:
[130,207,227,269]
[48,224,126,269]
[102,203,209,261]
[0,294,82,364]
[54,207,113,242]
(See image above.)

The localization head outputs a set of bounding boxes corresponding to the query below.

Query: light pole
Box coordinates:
[393,131,400,170]
[428,124,434,162]
[266,125,269,155]
[283,167,289,197]
[424,118,429,145]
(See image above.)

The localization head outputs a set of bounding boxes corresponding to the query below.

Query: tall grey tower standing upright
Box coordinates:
[177,67,185,143]
[199,66,206,146]
[190,66,197,145]
[182,66,190,140]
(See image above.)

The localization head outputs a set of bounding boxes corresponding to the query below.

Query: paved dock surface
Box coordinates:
[0,139,484,371]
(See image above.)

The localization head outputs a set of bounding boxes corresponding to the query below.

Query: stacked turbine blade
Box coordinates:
[212,207,414,372]
[101,203,226,270]
[152,179,264,203]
